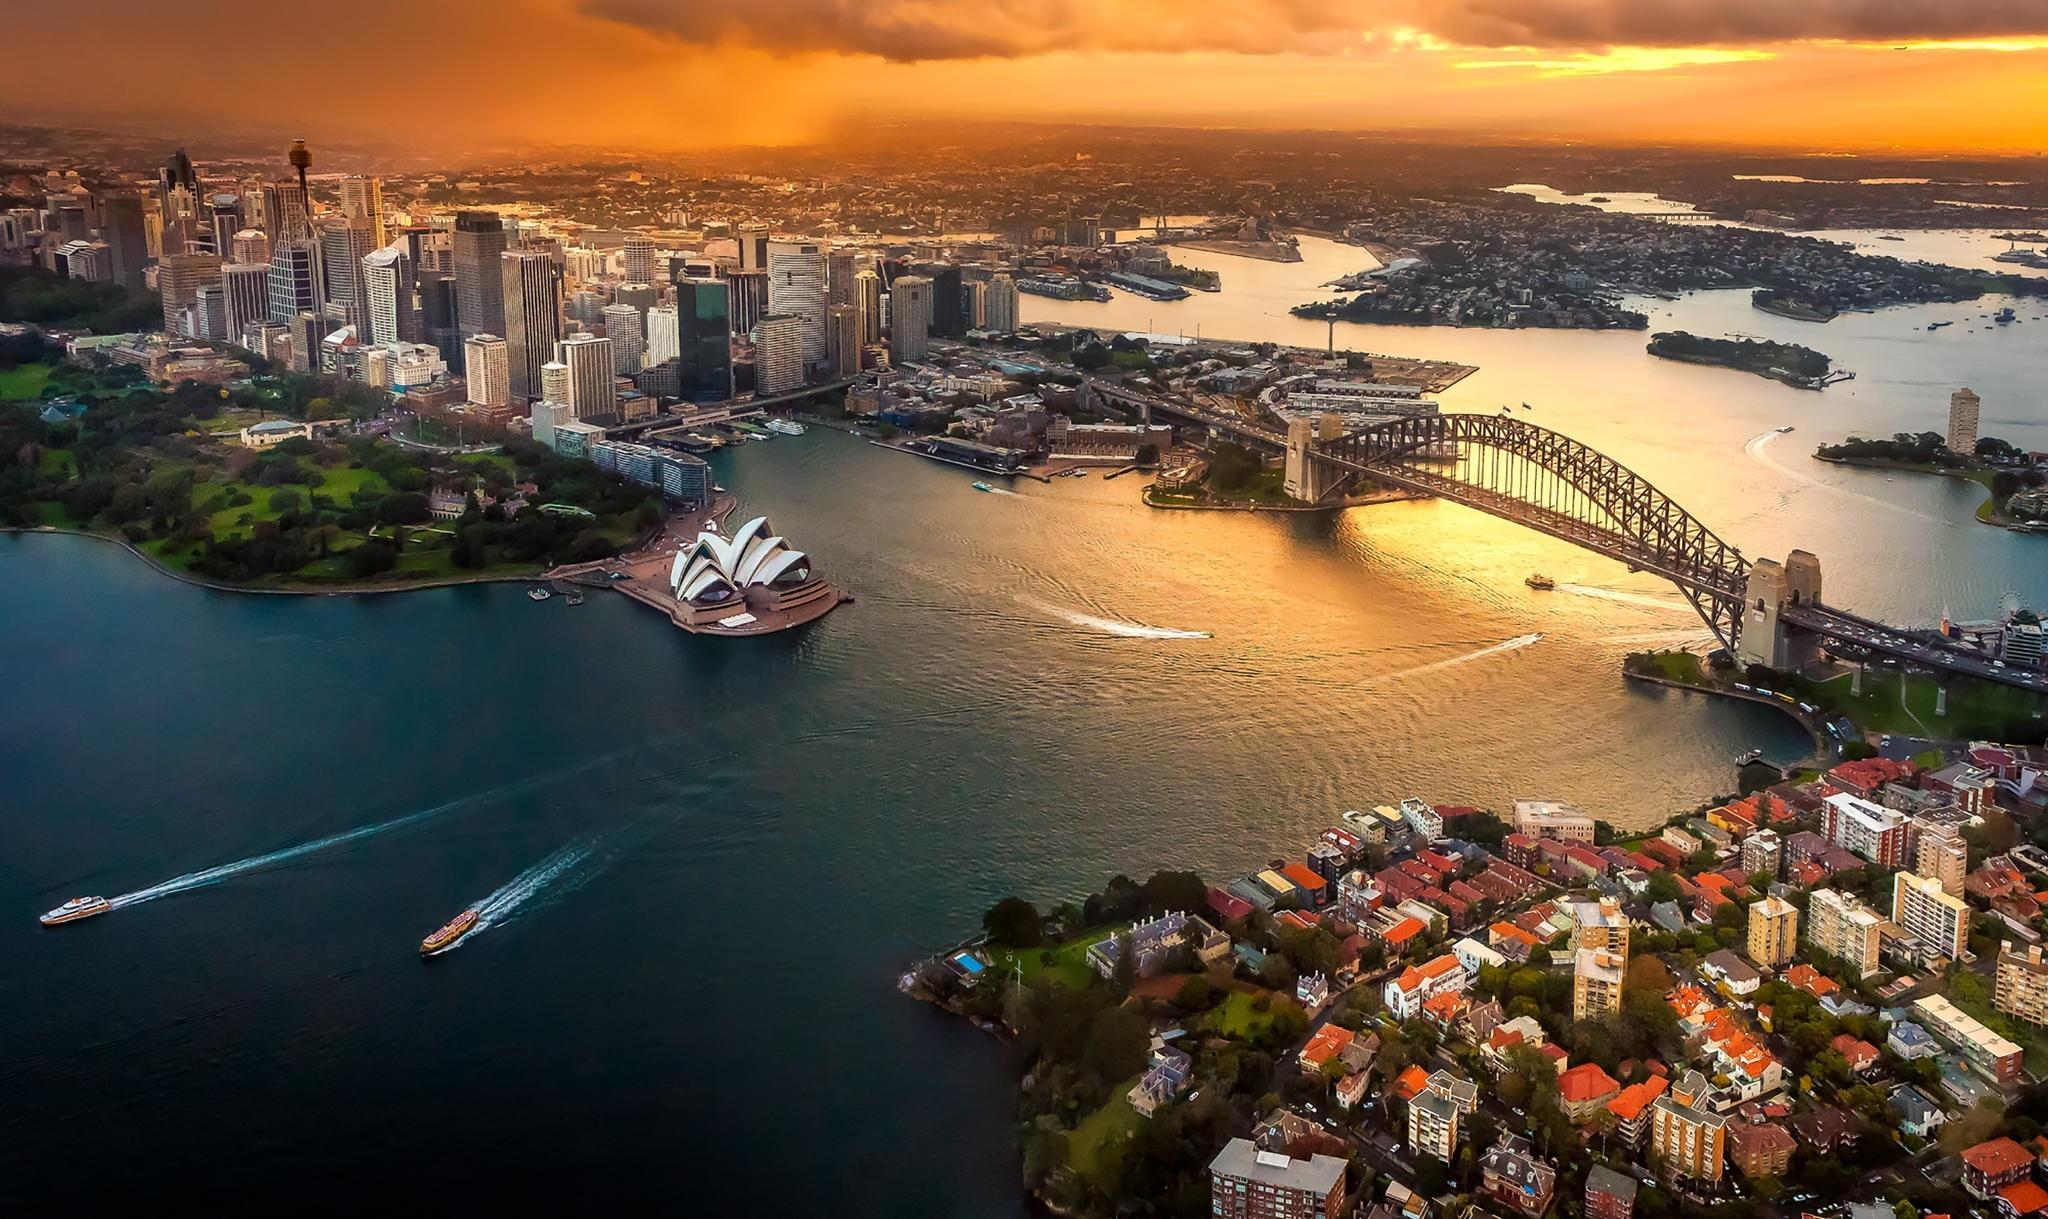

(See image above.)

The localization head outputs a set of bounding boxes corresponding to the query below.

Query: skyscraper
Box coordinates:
[967,280,988,329]
[540,360,569,404]
[557,334,617,420]
[919,263,965,338]
[675,277,731,402]
[194,283,227,339]
[852,269,882,348]
[1948,387,1981,454]
[205,194,243,258]
[268,241,318,323]
[766,239,827,364]
[261,181,311,243]
[622,236,656,286]
[825,303,860,378]
[158,149,199,221]
[827,250,860,307]
[452,211,508,339]
[464,334,511,408]
[221,263,273,345]
[159,250,222,337]
[361,245,417,345]
[499,250,561,400]
[736,223,770,272]
[645,305,681,367]
[890,276,932,363]
[230,228,270,265]
[97,192,149,290]
[985,274,1020,332]
[318,215,378,336]
[723,269,768,337]
[1746,895,1798,968]
[752,313,805,395]
[601,303,644,374]
[338,176,386,247]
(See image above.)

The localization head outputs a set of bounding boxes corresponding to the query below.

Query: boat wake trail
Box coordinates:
[1021,596,1211,640]
[106,767,592,911]
[1555,584,1691,613]
[1742,430,1946,526]
[1371,633,1542,684]
[436,837,602,953]
[979,484,1020,496]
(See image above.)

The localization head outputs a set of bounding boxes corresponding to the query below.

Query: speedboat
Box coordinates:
[971,482,994,493]
[1526,574,1556,591]
[40,896,111,927]
[421,908,480,955]
[1776,425,1795,434]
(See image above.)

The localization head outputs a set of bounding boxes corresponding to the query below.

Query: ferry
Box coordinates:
[40,896,111,926]
[421,908,480,955]
[565,590,585,607]
[1996,307,2017,324]
[1525,573,1556,591]
[764,418,807,437]
[971,482,994,493]
[528,587,552,602]
[1775,425,1796,434]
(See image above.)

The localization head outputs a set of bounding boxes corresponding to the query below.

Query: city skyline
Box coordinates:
[5,1,2048,153]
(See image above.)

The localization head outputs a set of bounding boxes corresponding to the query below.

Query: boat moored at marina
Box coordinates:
[764,418,807,436]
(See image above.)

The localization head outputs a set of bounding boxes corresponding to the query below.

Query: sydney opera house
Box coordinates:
[662,516,843,635]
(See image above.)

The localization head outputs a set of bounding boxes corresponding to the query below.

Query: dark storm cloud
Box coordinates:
[582,0,2048,60]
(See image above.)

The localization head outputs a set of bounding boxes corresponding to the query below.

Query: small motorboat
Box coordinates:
[971,482,993,493]
[1526,574,1556,591]
[528,587,552,602]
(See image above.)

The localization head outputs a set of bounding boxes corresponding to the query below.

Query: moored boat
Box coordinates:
[40,896,111,926]
[528,587,552,602]
[421,908,480,955]
[764,418,807,436]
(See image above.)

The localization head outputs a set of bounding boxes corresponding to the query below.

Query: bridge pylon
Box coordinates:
[1737,550,1824,671]
[1283,416,1339,503]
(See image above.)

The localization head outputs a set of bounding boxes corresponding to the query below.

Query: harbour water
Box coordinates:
[4,225,2045,1210]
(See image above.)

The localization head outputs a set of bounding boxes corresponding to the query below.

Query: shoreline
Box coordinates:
[1,525,547,598]
[1812,454,2045,532]
[1621,668,1831,767]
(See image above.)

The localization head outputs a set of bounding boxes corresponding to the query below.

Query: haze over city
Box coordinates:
[8,0,2048,151]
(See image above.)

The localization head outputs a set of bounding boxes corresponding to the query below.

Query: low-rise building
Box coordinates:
[1702,949,1762,996]
[1726,1118,1796,1180]
[1585,1165,1638,1219]
[1208,1138,1348,1219]
[1384,953,1467,1021]
[1558,1062,1621,1124]
[1997,942,2048,1026]
[1915,994,2025,1083]
[1086,911,1229,980]
[1478,1135,1556,1218]
[1514,798,1596,842]
[1963,1137,2036,1200]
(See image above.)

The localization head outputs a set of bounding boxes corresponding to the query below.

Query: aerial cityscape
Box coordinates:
[6,2,2048,1213]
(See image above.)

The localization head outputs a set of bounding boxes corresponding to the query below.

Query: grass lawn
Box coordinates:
[0,363,55,401]
[1800,668,2047,740]
[1204,990,1283,1041]
[37,448,77,479]
[1066,1083,1145,1189]
[990,926,1117,991]
[1636,650,1706,684]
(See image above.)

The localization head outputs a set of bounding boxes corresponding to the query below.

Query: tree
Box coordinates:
[1175,976,1216,1011]
[1414,1154,1448,1197]
[1140,870,1207,917]
[344,541,397,578]
[982,896,1043,948]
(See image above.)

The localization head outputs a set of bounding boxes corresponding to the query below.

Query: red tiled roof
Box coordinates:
[2001,1181,2048,1217]
[1300,1024,1356,1069]
[1607,1077,1668,1121]
[1558,1062,1621,1104]
[1393,1064,1430,1099]
[1282,862,1328,891]
[1963,1138,2035,1177]
[1382,917,1426,945]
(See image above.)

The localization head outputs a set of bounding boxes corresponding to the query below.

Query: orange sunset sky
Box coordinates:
[12,0,2048,153]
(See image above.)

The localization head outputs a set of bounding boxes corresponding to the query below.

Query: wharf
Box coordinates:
[580,495,847,637]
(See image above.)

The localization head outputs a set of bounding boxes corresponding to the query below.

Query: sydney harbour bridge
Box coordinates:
[1097,381,2047,696]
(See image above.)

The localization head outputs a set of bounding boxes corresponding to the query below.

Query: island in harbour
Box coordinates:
[1645,330,1847,389]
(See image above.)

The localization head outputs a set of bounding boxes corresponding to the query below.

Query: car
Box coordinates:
[1995,660,2008,668]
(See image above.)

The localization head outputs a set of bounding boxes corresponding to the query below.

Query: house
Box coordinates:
[1384,953,1467,1021]
[1789,1106,1858,1155]
[1454,936,1507,977]
[1784,964,1841,998]
[1427,1070,1480,1117]
[1478,1134,1557,1218]
[1726,1118,1797,1180]
[1964,1138,2037,1200]
[1702,949,1762,996]
[1335,1070,1373,1111]
[1299,1024,1356,1076]
[1832,1034,1882,1074]
[1998,1181,2048,1219]
[1128,1045,1194,1116]
[1085,911,1228,979]
[1558,1062,1621,1124]
[1297,973,1332,1013]
[1888,1020,1940,1060]
[1891,1084,1946,1138]
[1484,1015,1552,1068]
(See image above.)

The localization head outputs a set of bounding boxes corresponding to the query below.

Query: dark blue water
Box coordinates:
[2,425,1827,1209]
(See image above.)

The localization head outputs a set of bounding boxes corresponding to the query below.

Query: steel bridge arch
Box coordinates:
[1312,414,1754,649]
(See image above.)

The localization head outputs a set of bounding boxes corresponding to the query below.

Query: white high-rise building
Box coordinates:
[1948,387,1981,454]
[622,236,657,286]
[338,176,386,248]
[736,223,770,272]
[891,275,932,363]
[766,239,827,365]
[540,361,569,404]
[752,313,806,395]
[318,216,378,336]
[645,305,681,366]
[557,333,618,420]
[230,228,269,265]
[601,303,644,374]
[985,274,1020,333]
[360,244,416,346]
[464,334,511,408]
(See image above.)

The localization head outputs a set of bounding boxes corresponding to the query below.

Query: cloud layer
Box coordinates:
[585,0,2048,60]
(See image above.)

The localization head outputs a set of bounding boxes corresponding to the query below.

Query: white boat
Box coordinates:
[764,419,807,436]
[528,587,553,602]
[40,896,111,926]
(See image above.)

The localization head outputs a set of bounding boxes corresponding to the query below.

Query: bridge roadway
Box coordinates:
[1102,378,2047,694]
[600,377,861,442]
